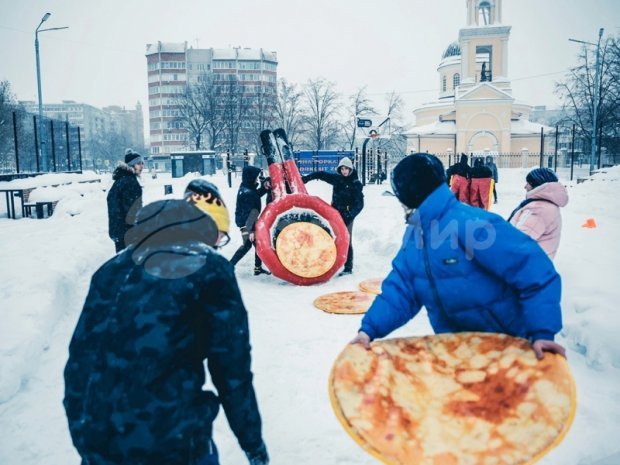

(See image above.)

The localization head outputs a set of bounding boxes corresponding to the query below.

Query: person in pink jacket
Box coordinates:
[508,168,569,259]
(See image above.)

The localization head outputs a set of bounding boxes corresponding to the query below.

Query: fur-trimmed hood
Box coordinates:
[112,162,139,181]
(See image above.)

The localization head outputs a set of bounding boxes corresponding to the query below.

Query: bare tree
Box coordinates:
[174,73,228,151]
[217,76,253,156]
[376,91,407,156]
[343,86,376,150]
[0,80,17,170]
[303,78,341,150]
[91,126,134,171]
[250,84,278,155]
[556,35,620,163]
[276,79,305,148]
[174,76,210,150]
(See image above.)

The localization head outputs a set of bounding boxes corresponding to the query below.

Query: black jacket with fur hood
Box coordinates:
[106,163,143,242]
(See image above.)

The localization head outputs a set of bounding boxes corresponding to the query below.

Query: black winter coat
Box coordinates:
[446,161,471,180]
[106,164,142,241]
[64,235,263,463]
[234,166,263,230]
[470,165,493,179]
[302,169,364,224]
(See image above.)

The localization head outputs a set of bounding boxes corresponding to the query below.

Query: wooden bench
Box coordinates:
[24,200,59,219]
[20,188,37,217]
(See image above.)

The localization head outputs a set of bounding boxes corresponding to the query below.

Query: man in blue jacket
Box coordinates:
[351,153,565,360]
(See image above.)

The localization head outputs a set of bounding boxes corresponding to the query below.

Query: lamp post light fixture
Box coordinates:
[35,12,68,172]
[569,28,604,175]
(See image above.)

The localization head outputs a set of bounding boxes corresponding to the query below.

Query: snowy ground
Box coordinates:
[1,166,619,464]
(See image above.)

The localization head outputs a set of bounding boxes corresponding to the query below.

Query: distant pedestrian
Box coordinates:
[469,157,494,210]
[508,168,568,259]
[446,154,471,203]
[302,157,364,276]
[230,166,272,276]
[485,155,499,203]
[106,148,144,252]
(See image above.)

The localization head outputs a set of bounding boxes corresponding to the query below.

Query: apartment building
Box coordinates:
[145,42,278,156]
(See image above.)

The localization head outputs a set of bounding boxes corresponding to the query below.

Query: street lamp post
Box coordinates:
[35,12,68,172]
[569,28,604,175]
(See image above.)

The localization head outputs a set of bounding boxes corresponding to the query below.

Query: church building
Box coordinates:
[406,0,549,157]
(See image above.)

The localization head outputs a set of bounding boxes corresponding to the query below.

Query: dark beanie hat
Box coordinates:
[125,148,142,166]
[526,168,558,188]
[391,153,446,208]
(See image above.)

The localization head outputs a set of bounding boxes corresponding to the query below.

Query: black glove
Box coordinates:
[245,442,269,465]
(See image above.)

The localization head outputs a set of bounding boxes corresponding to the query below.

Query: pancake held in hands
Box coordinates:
[358,278,383,295]
[275,222,337,278]
[313,291,375,314]
[329,332,576,465]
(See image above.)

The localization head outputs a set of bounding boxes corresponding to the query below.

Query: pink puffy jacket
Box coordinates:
[510,182,569,259]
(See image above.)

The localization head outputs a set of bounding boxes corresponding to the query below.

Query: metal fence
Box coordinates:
[0,111,82,174]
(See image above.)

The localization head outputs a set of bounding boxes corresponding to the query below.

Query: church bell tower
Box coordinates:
[459,0,511,92]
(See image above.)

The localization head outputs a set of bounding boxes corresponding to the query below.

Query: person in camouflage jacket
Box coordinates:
[64,198,269,465]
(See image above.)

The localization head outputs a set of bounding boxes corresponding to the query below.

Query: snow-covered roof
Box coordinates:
[212,48,277,62]
[212,48,237,60]
[405,120,456,136]
[511,119,553,134]
[145,42,186,55]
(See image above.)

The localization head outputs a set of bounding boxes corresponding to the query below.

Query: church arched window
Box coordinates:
[442,76,447,92]
[453,73,461,88]
[478,1,492,25]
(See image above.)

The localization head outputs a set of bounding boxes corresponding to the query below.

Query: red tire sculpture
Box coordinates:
[255,131,350,285]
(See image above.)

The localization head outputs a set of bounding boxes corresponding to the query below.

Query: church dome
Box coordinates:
[442,41,461,59]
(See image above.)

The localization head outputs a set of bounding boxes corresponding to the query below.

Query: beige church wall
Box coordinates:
[459,110,507,152]
[510,136,543,154]
[438,60,461,97]
[407,136,456,156]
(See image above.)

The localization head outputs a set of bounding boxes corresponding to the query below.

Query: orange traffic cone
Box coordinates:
[582,218,597,228]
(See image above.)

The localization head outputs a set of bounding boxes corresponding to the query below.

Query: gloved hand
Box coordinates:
[245,441,269,465]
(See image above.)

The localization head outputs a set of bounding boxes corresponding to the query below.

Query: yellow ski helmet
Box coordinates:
[184,179,230,234]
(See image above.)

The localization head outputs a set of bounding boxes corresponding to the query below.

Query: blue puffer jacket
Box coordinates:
[360,184,562,342]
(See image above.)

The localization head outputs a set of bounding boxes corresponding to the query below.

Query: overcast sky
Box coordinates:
[1,0,618,126]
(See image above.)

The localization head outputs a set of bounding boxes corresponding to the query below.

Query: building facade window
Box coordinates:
[453,73,460,88]
[442,76,447,92]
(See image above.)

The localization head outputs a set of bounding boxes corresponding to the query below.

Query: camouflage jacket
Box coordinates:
[64,239,264,464]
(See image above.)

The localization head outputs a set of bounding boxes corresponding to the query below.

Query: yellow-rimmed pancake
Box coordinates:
[329,332,576,465]
[275,222,337,278]
[358,277,383,295]
[313,291,375,314]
